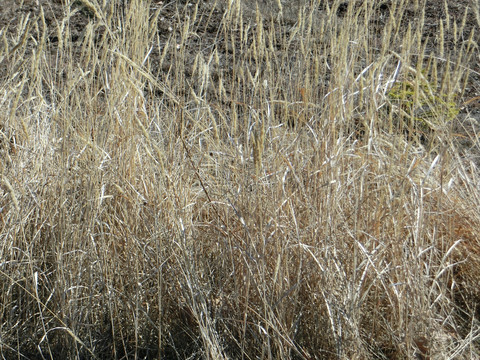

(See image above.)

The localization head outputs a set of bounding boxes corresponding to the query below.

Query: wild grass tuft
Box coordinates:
[1,0,480,358]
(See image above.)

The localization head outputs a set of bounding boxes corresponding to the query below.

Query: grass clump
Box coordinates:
[1,0,480,359]
[387,69,461,141]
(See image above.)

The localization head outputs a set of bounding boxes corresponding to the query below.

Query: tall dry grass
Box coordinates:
[1,0,480,358]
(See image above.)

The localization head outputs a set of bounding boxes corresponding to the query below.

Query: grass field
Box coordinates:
[1,0,480,358]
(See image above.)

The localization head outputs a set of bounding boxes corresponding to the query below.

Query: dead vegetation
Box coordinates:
[1,0,480,358]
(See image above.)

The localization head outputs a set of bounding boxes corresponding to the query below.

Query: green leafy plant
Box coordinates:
[387,73,460,136]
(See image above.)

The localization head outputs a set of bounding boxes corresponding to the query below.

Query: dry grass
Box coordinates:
[1,0,480,358]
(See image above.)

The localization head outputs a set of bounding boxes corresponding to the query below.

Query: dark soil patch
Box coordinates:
[1,0,478,101]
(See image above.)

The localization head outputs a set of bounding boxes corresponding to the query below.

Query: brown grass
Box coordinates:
[1,0,480,358]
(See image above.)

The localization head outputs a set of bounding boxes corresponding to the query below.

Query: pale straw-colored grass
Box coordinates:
[1,0,479,358]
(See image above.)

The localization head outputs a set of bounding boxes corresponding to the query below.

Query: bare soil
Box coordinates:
[2,0,479,138]
[1,0,479,90]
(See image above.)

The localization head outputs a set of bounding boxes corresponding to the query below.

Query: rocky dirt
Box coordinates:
[1,0,479,93]
[1,0,479,149]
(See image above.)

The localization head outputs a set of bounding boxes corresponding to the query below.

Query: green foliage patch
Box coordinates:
[387,73,460,135]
